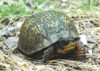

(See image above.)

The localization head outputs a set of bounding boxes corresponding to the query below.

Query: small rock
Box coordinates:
[0,20,23,37]
[0,25,15,37]
[79,34,87,45]
[4,37,18,49]
[60,0,69,7]
[87,36,96,43]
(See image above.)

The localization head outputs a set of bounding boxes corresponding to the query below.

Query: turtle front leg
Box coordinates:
[42,46,55,62]
[75,42,84,59]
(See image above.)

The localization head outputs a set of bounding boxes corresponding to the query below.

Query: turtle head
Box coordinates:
[57,37,79,54]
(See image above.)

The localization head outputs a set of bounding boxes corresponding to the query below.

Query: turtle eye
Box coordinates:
[58,39,70,48]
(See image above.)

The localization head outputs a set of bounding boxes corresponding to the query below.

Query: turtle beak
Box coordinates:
[63,42,76,53]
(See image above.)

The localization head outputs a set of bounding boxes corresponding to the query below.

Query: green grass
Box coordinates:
[37,0,45,5]
[0,0,46,18]
[0,3,31,17]
[0,0,100,18]
[80,0,100,10]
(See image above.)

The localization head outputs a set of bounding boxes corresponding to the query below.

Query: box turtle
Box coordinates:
[17,10,84,62]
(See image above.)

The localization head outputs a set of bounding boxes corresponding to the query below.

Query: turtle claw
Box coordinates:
[75,43,85,60]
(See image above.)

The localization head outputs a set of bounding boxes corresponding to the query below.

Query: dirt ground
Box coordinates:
[0,0,100,71]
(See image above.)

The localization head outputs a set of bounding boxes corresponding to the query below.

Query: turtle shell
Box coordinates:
[18,10,79,56]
